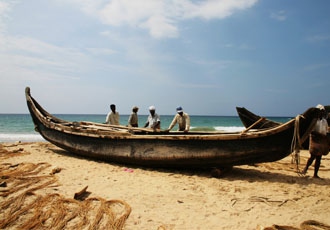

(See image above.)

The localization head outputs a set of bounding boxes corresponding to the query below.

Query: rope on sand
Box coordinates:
[0,161,131,229]
[260,220,330,230]
[231,196,296,212]
[300,220,330,230]
[0,143,29,159]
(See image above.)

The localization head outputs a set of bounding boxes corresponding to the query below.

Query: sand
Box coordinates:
[1,142,330,230]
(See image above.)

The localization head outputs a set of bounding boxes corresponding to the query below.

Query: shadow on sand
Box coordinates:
[48,146,330,186]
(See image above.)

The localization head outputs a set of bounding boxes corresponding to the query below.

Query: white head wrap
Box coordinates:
[316,104,325,110]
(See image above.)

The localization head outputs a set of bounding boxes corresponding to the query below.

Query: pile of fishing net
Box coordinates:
[0,145,131,229]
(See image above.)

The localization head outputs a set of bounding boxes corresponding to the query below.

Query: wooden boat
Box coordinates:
[237,106,330,129]
[236,106,330,150]
[236,107,281,129]
[25,87,320,169]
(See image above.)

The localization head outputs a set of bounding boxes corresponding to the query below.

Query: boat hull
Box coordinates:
[35,121,294,168]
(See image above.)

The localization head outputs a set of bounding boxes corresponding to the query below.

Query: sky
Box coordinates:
[0,0,329,116]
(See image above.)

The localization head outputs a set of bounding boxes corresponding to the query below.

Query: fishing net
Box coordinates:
[260,220,330,230]
[0,149,131,230]
[0,143,30,160]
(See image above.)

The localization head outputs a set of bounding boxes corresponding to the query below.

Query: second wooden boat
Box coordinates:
[236,107,281,130]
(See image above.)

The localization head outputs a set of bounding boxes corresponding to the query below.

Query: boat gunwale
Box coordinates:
[26,88,296,141]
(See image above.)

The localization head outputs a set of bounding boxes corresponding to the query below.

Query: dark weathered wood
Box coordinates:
[236,107,328,150]
[25,87,319,169]
[241,117,266,134]
[236,107,281,129]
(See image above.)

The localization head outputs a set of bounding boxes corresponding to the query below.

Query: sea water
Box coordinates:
[0,114,291,143]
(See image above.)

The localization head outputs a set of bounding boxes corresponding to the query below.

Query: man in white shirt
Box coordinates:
[128,106,139,127]
[166,106,190,132]
[144,106,160,130]
[105,104,120,125]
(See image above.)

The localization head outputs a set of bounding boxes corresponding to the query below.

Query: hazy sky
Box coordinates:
[1,0,329,116]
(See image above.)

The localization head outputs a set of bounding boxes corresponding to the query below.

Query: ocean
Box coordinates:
[0,114,291,143]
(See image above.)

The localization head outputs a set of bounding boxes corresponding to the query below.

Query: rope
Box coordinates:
[0,162,131,229]
[291,115,304,172]
[262,220,330,230]
[290,114,317,175]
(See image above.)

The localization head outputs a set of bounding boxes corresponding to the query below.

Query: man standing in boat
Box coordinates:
[166,106,190,133]
[128,106,139,127]
[105,104,120,125]
[302,104,329,178]
[144,106,160,131]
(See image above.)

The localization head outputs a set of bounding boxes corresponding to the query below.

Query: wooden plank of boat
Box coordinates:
[25,87,320,169]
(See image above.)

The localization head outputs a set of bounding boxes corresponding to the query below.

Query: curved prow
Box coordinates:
[26,86,68,124]
[236,107,281,129]
[25,87,31,96]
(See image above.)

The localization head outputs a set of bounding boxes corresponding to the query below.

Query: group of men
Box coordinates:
[105,104,190,132]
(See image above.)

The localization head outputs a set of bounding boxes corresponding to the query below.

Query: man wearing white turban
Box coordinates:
[144,106,161,130]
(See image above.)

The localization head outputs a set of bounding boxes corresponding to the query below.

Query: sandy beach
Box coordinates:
[1,142,330,230]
